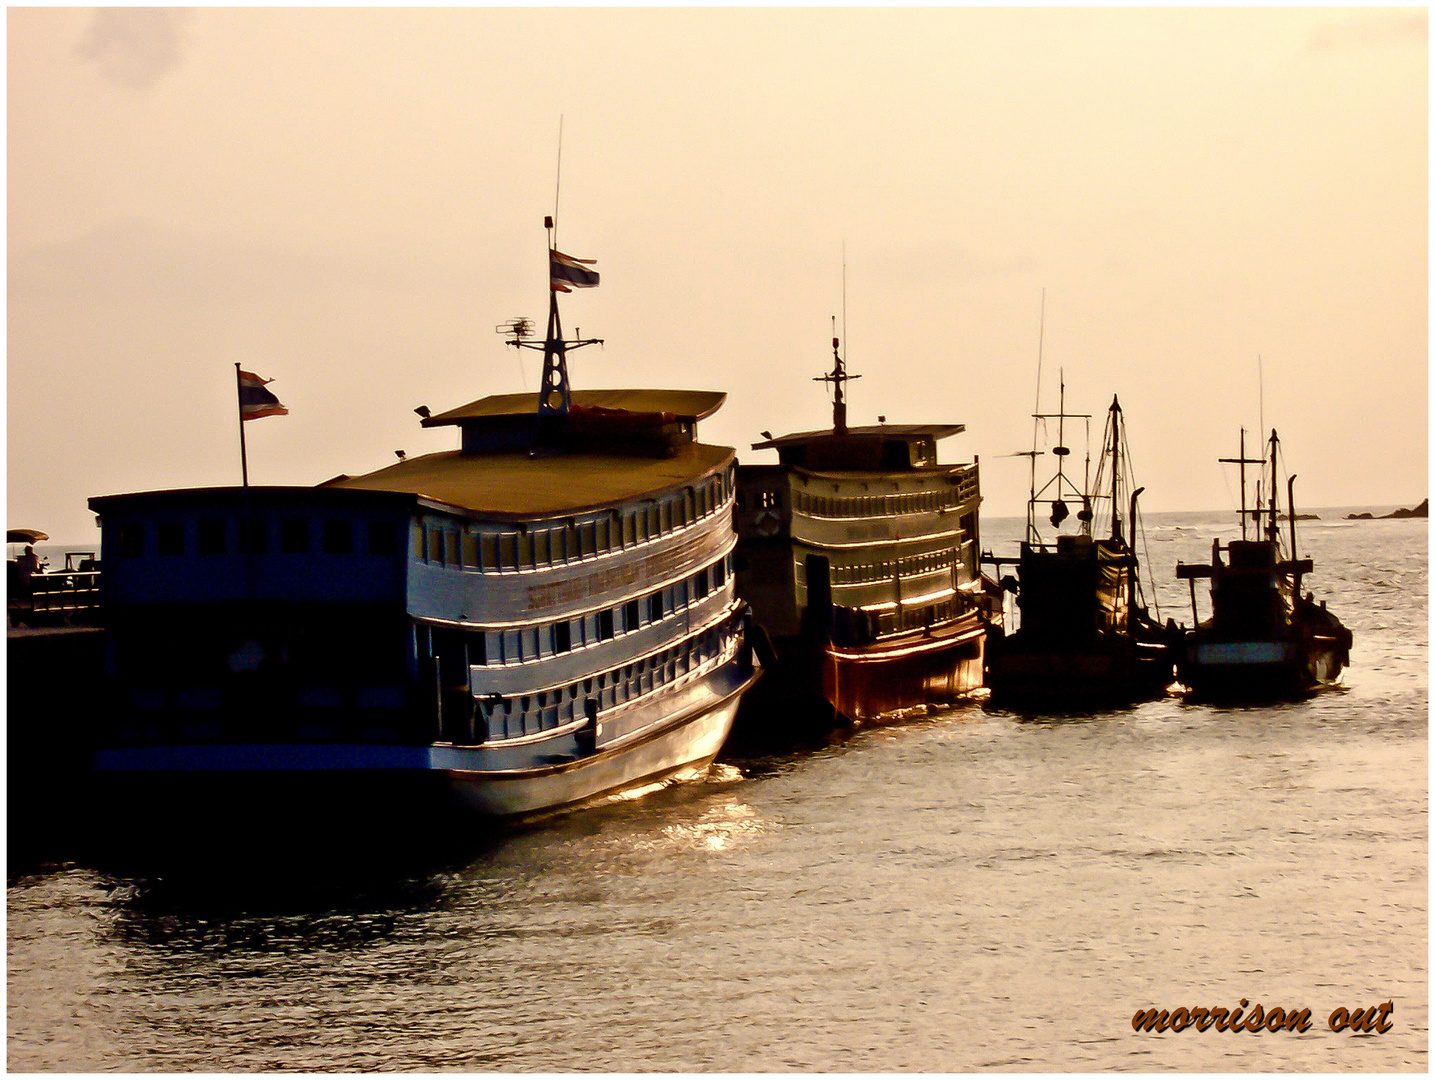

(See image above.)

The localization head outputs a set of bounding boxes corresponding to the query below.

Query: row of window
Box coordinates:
[825,546,963,587]
[430,554,732,668]
[791,483,973,520]
[441,618,739,746]
[417,471,733,574]
[112,518,400,559]
[886,596,966,636]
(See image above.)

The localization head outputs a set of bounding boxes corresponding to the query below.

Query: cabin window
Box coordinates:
[532,530,549,565]
[424,526,442,563]
[694,568,710,599]
[579,522,597,557]
[157,522,185,556]
[368,522,398,557]
[117,523,145,558]
[648,590,664,623]
[472,631,487,666]
[461,532,479,567]
[198,520,226,555]
[480,533,498,570]
[624,598,640,632]
[324,520,353,555]
[516,531,533,568]
[499,533,517,570]
[598,609,614,641]
[714,559,726,589]
[238,520,267,554]
[554,620,572,654]
[647,505,660,537]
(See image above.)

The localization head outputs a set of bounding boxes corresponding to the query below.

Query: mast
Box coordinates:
[1274,430,1285,542]
[1108,395,1123,544]
[816,317,859,436]
[539,219,572,419]
[1219,428,1264,542]
[502,214,603,448]
[1048,374,1073,532]
[1025,372,1091,545]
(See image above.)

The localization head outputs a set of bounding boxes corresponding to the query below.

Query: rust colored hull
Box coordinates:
[822,613,987,722]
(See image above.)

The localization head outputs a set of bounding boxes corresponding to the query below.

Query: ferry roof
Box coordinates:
[750,422,964,451]
[423,389,727,428]
[325,442,733,518]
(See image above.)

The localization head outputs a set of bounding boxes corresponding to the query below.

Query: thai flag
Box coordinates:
[550,249,600,292]
[238,370,288,420]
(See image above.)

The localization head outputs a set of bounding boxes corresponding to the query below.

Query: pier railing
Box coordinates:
[11,569,102,626]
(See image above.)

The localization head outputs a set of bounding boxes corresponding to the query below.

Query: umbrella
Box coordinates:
[7,528,49,544]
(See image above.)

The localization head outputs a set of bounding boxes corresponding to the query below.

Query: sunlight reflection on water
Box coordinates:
[7,514,1427,1071]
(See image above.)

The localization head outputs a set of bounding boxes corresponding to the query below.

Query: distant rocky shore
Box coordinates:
[1347,499,1428,520]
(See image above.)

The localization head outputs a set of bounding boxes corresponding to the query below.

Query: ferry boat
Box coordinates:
[983,388,1172,708]
[1174,428,1352,700]
[88,219,758,823]
[731,327,993,734]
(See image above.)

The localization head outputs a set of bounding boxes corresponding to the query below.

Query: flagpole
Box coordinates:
[235,362,249,488]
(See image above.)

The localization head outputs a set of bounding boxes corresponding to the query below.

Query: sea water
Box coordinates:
[7,511,1426,1071]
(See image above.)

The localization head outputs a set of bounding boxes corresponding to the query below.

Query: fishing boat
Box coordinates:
[730,324,994,737]
[1174,428,1351,700]
[983,390,1172,708]
[983,386,1172,708]
[88,217,758,825]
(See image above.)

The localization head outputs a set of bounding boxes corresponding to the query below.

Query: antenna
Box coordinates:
[553,115,564,245]
[1032,288,1046,443]
[1258,354,1265,445]
[1026,289,1047,541]
[816,246,859,435]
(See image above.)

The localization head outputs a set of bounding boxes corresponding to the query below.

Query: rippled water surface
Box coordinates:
[8,513,1427,1071]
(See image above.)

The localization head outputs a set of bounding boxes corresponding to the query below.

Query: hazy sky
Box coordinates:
[8,7,1427,543]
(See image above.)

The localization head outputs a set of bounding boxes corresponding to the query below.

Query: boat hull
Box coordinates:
[732,612,986,747]
[823,613,986,722]
[985,636,1173,709]
[92,662,756,829]
[1176,636,1346,701]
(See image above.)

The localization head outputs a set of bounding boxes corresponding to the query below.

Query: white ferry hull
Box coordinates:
[445,672,751,818]
[92,663,756,825]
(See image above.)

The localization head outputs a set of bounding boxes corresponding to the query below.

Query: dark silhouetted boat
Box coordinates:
[983,386,1172,709]
[1175,428,1351,700]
